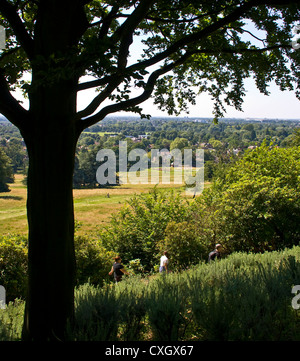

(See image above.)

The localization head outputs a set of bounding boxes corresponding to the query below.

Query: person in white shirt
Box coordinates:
[159,251,169,273]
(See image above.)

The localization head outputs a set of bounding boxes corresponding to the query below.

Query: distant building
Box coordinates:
[199,143,213,149]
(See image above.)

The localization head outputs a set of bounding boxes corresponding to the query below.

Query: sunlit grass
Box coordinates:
[0,171,204,236]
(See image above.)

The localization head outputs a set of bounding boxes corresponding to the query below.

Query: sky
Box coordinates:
[76,78,300,120]
[12,73,300,121]
[78,79,300,119]
[76,21,300,121]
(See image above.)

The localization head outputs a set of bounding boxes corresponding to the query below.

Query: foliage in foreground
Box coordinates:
[0,234,115,303]
[99,187,199,271]
[1,246,299,341]
[99,144,300,270]
[0,235,28,302]
[1,143,300,303]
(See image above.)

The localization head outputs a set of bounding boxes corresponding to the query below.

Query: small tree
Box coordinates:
[0,148,13,192]
[201,143,300,252]
[158,221,208,270]
[100,188,193,270]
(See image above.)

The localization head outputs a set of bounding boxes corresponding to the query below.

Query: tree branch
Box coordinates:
[197,44,293,55]
[114,0,156,69]
[76,0,298,129]
[76,1,157,119]
[98,4,119,39]
[76,52,192,132]
[0,0,34,60]
[77,0,262,92]
[76,74,123,119]
[0,70,30,130]
[0,46,22,62]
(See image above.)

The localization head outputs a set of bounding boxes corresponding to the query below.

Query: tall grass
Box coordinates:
[69,246,300,341]
[1,247,300,341]
[69,276,148,341]
[0,299,24,341]
[190,253,300,340]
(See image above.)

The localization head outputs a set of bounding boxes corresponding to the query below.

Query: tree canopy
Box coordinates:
[200,143,300,252]
[0,0,299,128]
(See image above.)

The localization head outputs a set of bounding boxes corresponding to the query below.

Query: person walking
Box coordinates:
[159,251,169,273]
[208,244,223,262]
[109,255,129,283]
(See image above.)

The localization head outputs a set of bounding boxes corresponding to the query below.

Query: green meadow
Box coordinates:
[0,172,196,236]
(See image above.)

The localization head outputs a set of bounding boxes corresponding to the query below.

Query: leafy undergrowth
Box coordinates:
[1,246,300,341]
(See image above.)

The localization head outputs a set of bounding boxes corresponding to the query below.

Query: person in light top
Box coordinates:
[159,251,169,273]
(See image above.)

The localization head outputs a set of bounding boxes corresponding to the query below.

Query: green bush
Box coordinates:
[99,187,196,271]
[199,144,300,253]
[158,221,209,270]
[145,273,193,341]
[0,235,28,302]
[70,282,120,341]
[0,299,25,341]
[69,246,300,341]
[1,246,299,341]
[74,235,115,287]
[114,276,148,341]
[70,276,148,341]
[0,234,115,301]
[189,247,300,340]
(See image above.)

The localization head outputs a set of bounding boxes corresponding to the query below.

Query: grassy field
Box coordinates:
[0,173,194,237]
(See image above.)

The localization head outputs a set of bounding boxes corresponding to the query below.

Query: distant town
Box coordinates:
[1,114,300,125]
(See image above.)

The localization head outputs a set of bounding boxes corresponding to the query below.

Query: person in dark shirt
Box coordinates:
[208,244,223,262]
[109,256,129,282]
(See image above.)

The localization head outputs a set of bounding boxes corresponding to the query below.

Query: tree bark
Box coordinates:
[21,77,79,341]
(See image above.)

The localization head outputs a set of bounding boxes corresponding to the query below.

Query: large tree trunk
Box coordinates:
[21,77,79,340]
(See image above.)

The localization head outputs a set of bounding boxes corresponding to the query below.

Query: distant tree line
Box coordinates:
[86,118,299,149]
[0,119,299,190]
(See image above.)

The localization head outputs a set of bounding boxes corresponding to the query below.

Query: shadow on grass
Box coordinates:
[0,195,23,200]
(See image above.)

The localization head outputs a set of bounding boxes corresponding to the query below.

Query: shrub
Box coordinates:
[127,258,145,275]
[0,299,25,341]
[145,273,193,341]
[198,144,300,253]
[1,246,299,341]
[99,187,195,271]
[114,275,148,341]
[189,247,300,340]
[70,283,120,341]
[0,235,28,302]
[70,276,148,341]
[0,234,115,301]
[157,221,209,270]
[74,235,115,287]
